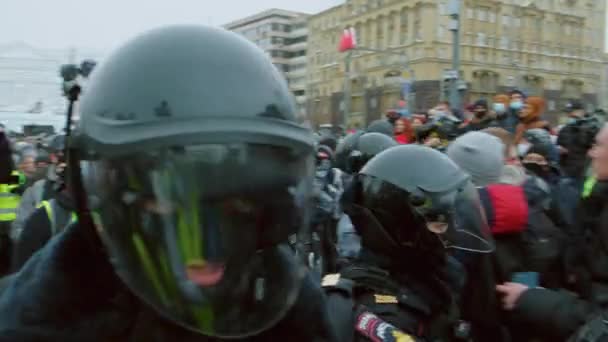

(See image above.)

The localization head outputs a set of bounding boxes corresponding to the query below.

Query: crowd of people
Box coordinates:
[0,25,606,341]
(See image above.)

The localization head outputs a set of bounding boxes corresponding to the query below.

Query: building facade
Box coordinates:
[0,42,104,113]
[225,9,310,115]
[307,0,606,128]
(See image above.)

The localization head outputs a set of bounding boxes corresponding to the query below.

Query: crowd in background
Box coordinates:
[311,89,607,340]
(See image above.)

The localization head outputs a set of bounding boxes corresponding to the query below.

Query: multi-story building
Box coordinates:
[225,9,310,116]
[307,0,606,128]
[0,42,104,113]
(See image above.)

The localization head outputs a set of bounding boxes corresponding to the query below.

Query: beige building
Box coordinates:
[225,9,309,116]
[306,0,606,128]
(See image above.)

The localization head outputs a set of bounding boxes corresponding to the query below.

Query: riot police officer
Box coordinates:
[324,145,493,341]
[0,26,337,341]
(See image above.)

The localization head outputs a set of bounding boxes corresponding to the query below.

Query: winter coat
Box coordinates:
[496,109,520,135]
[558,120,597,180]
[513,180,608,340]
[460,114,499,133]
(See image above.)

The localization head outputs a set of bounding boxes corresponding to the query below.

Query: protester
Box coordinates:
[0,125,20,277]
[558,99,599,181]
[447,131,505,187]
[496,123,608,341]
[11,135,66,243]
[514,96,550,144]
[497,90,525,134]
[461,99,498,132]
[393,117,413,144]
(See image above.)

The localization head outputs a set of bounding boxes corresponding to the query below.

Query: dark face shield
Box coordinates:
[414,181,494,254]
[81,143,314,338]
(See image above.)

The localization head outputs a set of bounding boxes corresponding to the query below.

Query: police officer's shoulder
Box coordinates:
[354,309,419,342]
[321,273,354,295]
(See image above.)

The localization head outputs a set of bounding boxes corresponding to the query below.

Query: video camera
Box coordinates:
[59,60,97,97]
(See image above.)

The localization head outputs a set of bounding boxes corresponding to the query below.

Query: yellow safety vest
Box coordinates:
[582,175,597,199]
[38,200,77,235]
[0,171,22,222]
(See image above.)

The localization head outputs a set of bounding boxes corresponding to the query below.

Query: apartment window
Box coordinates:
[437,25,445,40]
[476,32,487,46]
[513,18,520,27]
[400,9,408,44]
[376,19,384,48]
[387,14,395,46]
[466,8,474,19]
[477,8,487,21]
[500,37,510,49]
[489,12,496,23]
[414,13,422,41]
[439,1,447,15]
[502,15,510,26]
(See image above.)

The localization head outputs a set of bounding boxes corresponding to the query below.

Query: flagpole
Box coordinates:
[343,50,352,130]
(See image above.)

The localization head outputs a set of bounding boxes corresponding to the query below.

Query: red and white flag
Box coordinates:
[338,27,357,52]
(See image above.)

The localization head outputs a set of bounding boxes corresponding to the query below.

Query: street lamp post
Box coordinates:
[342,50,353,128]
[448,0,461,110]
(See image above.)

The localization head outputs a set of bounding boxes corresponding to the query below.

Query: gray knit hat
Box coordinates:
[447,131,505,186]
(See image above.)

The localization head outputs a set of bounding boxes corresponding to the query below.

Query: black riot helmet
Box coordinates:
[334,132,396,174]
[366,119,394,137]
[350,145,493,269]
[334,131,364,172]
[70,26,314,338]
[348,132,397,174]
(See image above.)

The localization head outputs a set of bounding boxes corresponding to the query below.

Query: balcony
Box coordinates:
[289,82,306,91]
[289,28,308,38]
[284,42,307,52]
[295,95,307,104]
[289,56,307,65]
[287,68,307,77]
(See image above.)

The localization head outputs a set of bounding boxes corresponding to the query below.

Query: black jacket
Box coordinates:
[557,120,597,180]
[11,192,73,272]
[0,132,13,184]
[513,181,608,340]
[0,223,337,342]
[461,115,498,133]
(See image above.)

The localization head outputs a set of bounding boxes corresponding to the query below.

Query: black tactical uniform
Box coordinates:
[324,145,493,342]
[0,25,337,341]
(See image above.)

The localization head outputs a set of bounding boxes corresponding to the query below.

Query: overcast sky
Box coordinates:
[1,0,607,52]
[0,0,342,51]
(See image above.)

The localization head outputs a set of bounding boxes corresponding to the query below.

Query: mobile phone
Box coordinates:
[511,272,539,287]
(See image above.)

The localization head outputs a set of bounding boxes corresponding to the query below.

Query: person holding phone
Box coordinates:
[496,123,608,340]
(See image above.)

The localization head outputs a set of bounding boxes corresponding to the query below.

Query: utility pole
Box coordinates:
[342,50,353,128]
[448,0,461,110]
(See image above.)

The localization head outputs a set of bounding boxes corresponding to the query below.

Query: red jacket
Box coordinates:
[478,184,528,235]
[394,134,410,144]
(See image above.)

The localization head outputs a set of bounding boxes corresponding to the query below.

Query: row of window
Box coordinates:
[240,22,294,39]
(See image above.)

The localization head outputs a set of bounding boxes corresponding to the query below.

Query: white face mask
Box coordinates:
[517,143,531,157]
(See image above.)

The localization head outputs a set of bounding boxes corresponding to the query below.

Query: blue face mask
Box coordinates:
[493,103,506,114]
[510,101,523,110]
[567,117,578,125]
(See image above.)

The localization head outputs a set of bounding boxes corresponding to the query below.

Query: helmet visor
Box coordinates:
[414,181,494,253]
[81,143,314,337]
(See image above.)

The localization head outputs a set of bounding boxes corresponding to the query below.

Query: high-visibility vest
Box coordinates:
[0,171,23,222]
[582,175,597,199]
[37,199,77,235]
